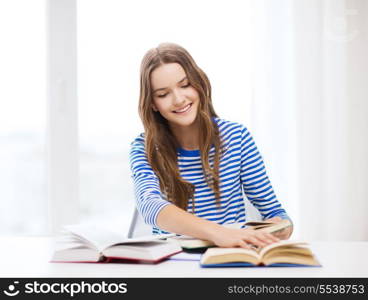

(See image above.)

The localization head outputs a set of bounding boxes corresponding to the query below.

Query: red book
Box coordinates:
[50,224,181,263]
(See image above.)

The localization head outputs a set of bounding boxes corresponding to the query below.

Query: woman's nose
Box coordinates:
[172,89,185,106]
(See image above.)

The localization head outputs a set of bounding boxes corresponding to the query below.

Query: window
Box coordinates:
[0,0,47,235]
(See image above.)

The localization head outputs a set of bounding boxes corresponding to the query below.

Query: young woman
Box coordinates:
[130,43,293,249]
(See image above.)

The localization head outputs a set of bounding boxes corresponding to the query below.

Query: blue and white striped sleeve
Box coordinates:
[129,135,172,227]
[239,126,292,222]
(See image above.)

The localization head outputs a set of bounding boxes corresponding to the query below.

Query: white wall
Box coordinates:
[252,0,368,241]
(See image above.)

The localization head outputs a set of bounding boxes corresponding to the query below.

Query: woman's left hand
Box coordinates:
[265,216,293,240]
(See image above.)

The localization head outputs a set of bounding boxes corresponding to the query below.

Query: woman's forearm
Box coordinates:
[156,204,280,248]
[156,204,221,241]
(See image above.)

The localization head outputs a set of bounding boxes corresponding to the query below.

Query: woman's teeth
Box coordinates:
[174,104,191,113]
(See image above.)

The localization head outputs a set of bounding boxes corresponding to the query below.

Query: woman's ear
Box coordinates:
[152,104,158,112]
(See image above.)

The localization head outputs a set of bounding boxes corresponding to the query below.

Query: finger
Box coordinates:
[274,228,292,240]
[258,232,280,243]
[245,230,278,244]
[249,232,276,246]
[269,233,281,242]
[238,240,252,250]
[241,228,279,244]
[272,231,283,239]
[244,236,267,247]
[271,233,285,241]
[266,216,282,223]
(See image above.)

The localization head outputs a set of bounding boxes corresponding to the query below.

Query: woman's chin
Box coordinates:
[169,115,197,129]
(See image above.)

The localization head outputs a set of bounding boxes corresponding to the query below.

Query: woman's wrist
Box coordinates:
[201,221,224,242]
[157,204,224,241]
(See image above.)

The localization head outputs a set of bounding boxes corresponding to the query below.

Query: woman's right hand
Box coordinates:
[156,204,280,250]
[209,226,280,249]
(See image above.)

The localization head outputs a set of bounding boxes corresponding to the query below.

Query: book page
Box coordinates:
[201,247,261,264]
[244,221,273,226]
[64,224,127,250]
[256,219,292,233]
[259,240,308,257]
[262,248,320,266]
[64,224,175,251]
[201,247,262,265]
[53,234,97,251]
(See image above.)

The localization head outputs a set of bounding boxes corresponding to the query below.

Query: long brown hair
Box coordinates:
[138,43,223,211]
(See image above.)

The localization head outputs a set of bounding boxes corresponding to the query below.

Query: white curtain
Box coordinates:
[251,0,368,241]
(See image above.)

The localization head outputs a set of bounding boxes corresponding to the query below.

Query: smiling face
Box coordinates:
[150,63,200,130]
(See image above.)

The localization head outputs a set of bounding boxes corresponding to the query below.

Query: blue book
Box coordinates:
[200,240,321,268]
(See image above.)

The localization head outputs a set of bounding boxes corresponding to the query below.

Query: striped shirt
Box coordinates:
[129,117,290,234]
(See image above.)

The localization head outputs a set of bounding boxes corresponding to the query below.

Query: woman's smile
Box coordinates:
[173,103,192,114]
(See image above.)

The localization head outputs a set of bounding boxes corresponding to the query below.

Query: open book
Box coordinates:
[200,240,320,267]
[51,224,181,263]
[244,219,292,233]
[171,219,292,250]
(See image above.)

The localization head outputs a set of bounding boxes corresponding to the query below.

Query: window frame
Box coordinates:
[46,0,79,234]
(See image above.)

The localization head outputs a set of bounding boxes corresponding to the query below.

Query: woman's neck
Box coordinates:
[170,122,199,150]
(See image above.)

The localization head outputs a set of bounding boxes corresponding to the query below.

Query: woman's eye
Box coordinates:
[157,94,167,98]
[182,83,190,88]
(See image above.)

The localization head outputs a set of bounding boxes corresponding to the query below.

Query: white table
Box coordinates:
[1,237,367,277]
